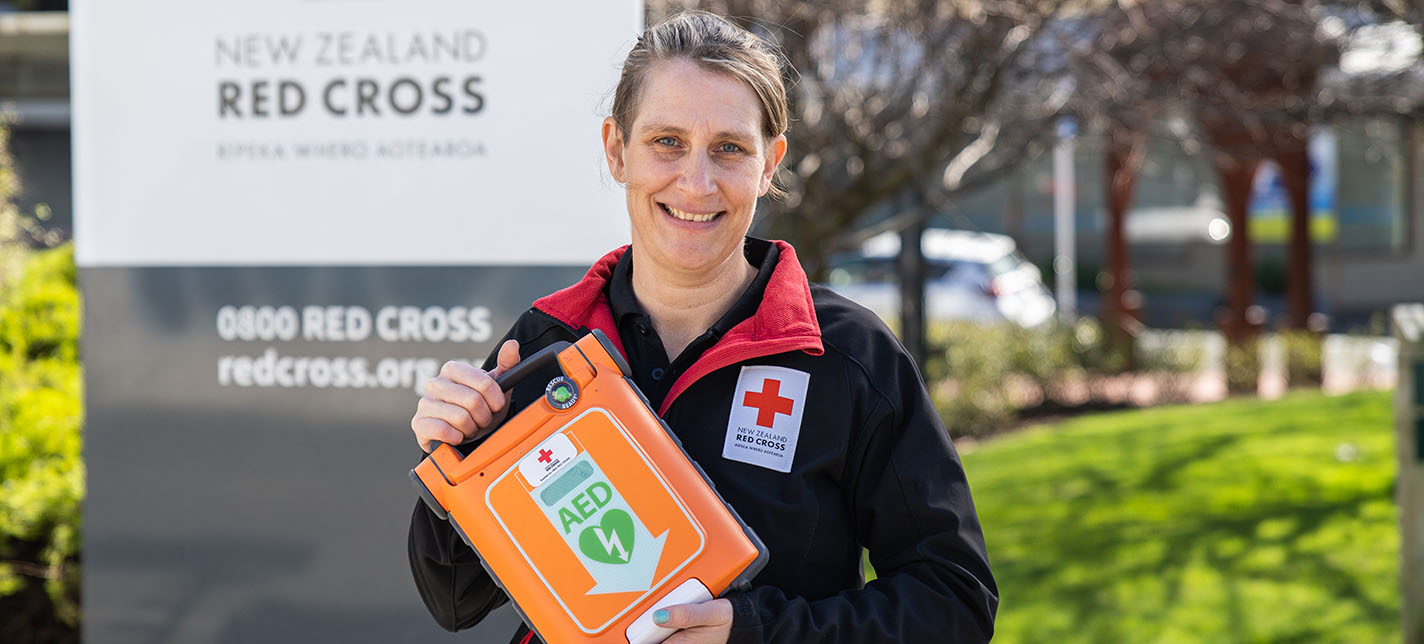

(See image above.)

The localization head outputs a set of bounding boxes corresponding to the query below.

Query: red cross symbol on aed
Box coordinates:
[537,449,554,464]
[743,378,794,428]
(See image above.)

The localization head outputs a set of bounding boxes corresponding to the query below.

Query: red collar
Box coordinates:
[532,240,824,414]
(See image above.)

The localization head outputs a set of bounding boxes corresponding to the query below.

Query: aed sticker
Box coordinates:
[518,433,577,488]
[484,408,706,634]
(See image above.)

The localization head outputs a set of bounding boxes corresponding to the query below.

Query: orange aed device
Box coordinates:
[410,330,767,644]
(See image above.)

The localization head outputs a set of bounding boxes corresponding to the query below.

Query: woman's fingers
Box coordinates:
[656,599,732,628]
[417,392,488,435]
[440,360,507,415]
[410,415,465,452]
[411,342,524,452]
[412,337,524,453]
[655,598,733,644]
[423,377,493,427]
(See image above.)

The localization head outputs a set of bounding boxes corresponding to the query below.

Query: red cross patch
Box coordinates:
[722,366,810,473]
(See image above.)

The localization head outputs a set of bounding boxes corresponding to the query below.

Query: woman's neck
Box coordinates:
[630,246,756,362]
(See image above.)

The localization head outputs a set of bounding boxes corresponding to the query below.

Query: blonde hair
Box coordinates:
[612,11,790,143]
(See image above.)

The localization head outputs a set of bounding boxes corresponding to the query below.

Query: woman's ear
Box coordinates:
[759,134,788,196]
[602,117,627,183]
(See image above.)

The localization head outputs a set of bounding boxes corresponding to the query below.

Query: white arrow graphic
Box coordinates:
[584,528,667,595]
[530,452,669,596]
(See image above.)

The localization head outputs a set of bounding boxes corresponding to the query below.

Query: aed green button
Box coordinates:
[545,376,579,410]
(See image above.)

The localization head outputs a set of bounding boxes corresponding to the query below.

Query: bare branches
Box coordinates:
[1074,0,1344,161]
[656,1,1071,275]
[943,120,1001,192]
[640,1,1392,277]
[0,560,59,580]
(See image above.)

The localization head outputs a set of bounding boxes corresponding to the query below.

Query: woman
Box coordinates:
[408,11,996,644]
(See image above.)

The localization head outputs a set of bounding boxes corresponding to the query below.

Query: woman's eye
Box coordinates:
[718,143,744,154]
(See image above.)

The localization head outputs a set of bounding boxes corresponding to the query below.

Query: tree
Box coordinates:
[1071,0,1345,355]
[648,0,1080,363]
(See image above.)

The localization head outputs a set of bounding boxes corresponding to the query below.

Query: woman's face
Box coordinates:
[602,58,787,278]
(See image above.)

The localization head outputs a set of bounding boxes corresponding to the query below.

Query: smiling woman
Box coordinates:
[603,57,786,357]
[407,11,997,644]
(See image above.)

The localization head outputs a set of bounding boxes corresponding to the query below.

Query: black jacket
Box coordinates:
[408,240,997,644]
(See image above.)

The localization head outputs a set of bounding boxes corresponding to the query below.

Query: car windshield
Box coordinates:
[827,257,990,285]
[827,259,895,285]
[986,253,1022,278]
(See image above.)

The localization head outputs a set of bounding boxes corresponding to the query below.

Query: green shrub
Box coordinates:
[0,120,81,634]
[925,318,1200,438]
[1279,330,1323,388]
[1225,337,1260,395]
[930,322,1025,437]
[0,244,82,626]
[1067,317,1130,374]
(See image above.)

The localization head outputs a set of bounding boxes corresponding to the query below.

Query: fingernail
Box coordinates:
[653,609,669,625]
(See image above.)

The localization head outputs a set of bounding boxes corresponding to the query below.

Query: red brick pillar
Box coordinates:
[1104,133,1144,363]
[1215,155,1261,346]
[1274,143,1314,330]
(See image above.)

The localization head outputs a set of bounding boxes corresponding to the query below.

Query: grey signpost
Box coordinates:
[1397,303,1424,644]
[72,1,641,640]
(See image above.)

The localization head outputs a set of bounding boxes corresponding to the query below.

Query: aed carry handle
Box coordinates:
[423,340,572,455]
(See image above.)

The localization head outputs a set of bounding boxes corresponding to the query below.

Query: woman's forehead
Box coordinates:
[631,59,763,139]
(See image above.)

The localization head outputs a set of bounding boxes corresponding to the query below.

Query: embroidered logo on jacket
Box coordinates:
[722,365,809,473]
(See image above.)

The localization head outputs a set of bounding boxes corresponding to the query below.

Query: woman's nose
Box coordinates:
[677,151,716,195]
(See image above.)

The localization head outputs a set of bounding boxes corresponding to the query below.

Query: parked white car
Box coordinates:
[826,229,1057,327]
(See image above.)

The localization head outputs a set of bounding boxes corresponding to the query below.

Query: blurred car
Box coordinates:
[825,228,1057,327]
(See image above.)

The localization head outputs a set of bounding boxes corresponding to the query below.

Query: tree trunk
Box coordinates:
[1275,142,1314,330]
[1215,155,1261,346]
[898,205,928,370]
[1104,132,1143,367]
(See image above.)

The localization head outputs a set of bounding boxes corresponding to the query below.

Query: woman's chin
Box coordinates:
[645,240,739,276]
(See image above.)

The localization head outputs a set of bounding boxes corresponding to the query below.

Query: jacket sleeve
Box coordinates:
[724,348,998,644]
[407,498,509,631]
[406,315,578,631]
[405,323,530,631]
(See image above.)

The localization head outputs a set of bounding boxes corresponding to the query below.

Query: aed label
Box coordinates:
[519,433,576,489]
[531,452,668,595]
[557,481,613,533]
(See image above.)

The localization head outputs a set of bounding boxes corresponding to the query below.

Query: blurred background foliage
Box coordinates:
[0,121,81,642]
[925,318,1203,438]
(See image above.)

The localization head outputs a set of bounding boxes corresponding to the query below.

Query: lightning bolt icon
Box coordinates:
[595,527,630,563]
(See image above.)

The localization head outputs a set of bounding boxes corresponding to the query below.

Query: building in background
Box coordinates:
[0,9,69,238]
[941,115,1416,331]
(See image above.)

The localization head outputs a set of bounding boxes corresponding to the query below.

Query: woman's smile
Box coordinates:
[659,203,724,223]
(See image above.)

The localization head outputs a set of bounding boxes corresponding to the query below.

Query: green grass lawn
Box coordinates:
[958,390,1399,644]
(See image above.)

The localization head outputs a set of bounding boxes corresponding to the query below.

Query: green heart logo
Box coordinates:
[578,509,635,564]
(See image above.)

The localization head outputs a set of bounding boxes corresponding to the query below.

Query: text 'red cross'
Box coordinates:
[538,449,554,464]
[743,378,794,428]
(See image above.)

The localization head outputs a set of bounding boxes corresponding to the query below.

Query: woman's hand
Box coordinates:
[411,339,520,452]
[654,598,733,644]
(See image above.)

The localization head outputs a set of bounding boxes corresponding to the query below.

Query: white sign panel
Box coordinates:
[72,0,639,266]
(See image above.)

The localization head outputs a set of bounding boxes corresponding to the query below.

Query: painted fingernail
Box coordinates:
[653,609,669,625]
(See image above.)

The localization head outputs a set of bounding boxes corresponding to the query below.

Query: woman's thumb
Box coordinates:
[492,339,521,377]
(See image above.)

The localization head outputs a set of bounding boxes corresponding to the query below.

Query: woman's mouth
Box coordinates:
[660,203,723,223]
